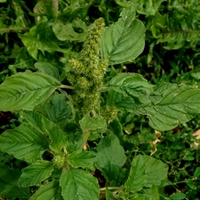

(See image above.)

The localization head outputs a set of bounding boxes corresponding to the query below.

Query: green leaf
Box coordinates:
[108,73,153,104]
[30,181,63,200]
[0,72,61,112]
[106,188,115,200]
[0,0,7,2]
[194,167,200,177]
[35,62,59,80]
[0,124,48,163]
[125,155,168,193]
[141,83,200,131]
[37,93,73,128]
[107,73,153,113]
[129,0,165,16]
[109,73,153,94]
[101,4,145,65]
[96,133,127,181]
[130,194,152,200]
[170,193,186,200]
[0,165,30,198]
[18,160,54,187]
[64,123,84,153]
[22,111,66,153]
[33,0,58,19]
[52,20,87,42]
[60,168,99,200]
[19,21,69,59]
[144,186,160,200]
[143,155,168,187]
[124,155,146,192]
[79,115,107,133]
[67,150,96,170]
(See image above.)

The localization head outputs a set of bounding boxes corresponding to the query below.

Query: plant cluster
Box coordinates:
[0,0,200,200]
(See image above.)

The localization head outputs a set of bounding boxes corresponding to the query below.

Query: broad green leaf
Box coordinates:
[22,111,66,153]
[143,155,168,187]
[141,83,200,131]
[105,188,115,200]
[107,73,153,113]
[101,5,145,65]
[96,133,127,181]
[0,72,61,112]
[35,62,59,80]
[79,115,107,133]
[37,93,73,128]
[60,168,99,200]
[0,124,48,163]
[67,150,96,170]
[124,155,168,193]
[0,165,30,198]
[19,21,69,59]
[0,0,7,2]
[124,155,146,192]
[108,73,153,105]
[30,181,63,200]
[18,160,54,187]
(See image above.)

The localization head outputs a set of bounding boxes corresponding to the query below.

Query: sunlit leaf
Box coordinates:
[101,4,145,65]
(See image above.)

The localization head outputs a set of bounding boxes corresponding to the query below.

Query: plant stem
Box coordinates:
[100,186,123,191]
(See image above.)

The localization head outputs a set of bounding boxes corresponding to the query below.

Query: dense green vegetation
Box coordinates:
[0,0,200,199]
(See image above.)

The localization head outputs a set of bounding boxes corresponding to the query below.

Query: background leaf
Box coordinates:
[19,21,69,59]
[0,165,30,199]
[101,4,145,65]
[96,133,127,181]
[60,168,99,200]
[0,72,61,112]
[18,160,54,187]
[30,181,63,200]
[0,124,48,163]
[52,20,87,42]
[169,193,186,200]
